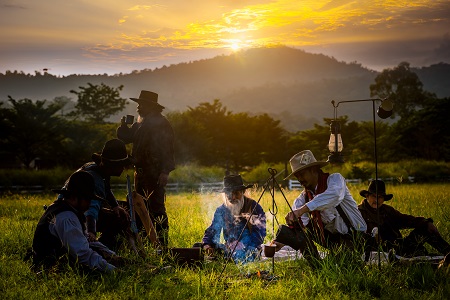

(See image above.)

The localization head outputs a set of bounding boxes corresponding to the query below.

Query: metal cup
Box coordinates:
[125,114,134,124]
[264,244,276,257]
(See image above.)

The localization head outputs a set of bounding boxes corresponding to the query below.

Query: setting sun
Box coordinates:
[230,42,240,51]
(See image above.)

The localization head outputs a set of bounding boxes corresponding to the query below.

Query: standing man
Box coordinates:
[200,174,266,263]
[278,150,367,262]
[358,179,450,257]
[31,171,119,273]
[117,90,175,247]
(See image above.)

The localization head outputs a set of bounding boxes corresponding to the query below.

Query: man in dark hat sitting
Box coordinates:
[117,90,175,247]
[30,171,120,273]
[358,179,450,257]
[199,174,266,263]
[60,139,141,254]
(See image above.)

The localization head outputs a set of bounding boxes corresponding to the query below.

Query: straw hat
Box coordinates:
[284,150,328,180]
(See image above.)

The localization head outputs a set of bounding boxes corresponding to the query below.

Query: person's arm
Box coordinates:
[156,118,175,186]
[158,117,176,175]
[84,199,101,241]
[305,173,346,211]
[116,120,136,144]
[52,211,116,272]
[202,207,224,248]
[286,192,310,226]
[391,206,428,230]
[246,203,266,249]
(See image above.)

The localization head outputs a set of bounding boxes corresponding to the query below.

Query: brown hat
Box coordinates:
[221,174,253,193]
[53,171,103,201]
[92,139,131,166]
[284,150,328,180]
[359,180,393,201]
[130,90,165,109]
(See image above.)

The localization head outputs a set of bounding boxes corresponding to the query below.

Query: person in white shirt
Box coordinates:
[275,150,367,262]
[30,171,120,273]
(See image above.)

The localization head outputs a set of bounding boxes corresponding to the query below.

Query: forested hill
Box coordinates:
[1,46,449,132]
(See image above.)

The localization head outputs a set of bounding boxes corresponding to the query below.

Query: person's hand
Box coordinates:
[87,232,97,242]
[285,206,309,226]
[271,240,284,252]
[158,173,169,187]
[285,210,301,226]
[203,245,215,256]
[227,240,245,251]
[113,205,129,221]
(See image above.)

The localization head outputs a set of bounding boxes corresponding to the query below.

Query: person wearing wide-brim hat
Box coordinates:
[30,171,119,273]
[221,173,254,193]
[91,138,132,169]
[117,90,175,247]
[58,139,145,255]
[274,150,367,262]
[198,174,266,263]
[358,179,450,257]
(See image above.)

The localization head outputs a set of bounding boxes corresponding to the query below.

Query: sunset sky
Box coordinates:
[1,0,449,76]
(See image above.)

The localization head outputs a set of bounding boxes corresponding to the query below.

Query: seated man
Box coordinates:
[62,139,155,256]
[200,174,266,263]
[276,150,367,263]
[358,179,450,257]
[30,171,121,273]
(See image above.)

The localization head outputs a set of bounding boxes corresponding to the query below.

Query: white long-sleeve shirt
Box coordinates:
[49,211,116,272]
[292,173,367,234]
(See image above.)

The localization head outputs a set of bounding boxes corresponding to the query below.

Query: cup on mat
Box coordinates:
[264,244,276,257]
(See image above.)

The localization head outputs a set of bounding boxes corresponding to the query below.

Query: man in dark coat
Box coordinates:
[358,179,450,257]
[117,90,175,247]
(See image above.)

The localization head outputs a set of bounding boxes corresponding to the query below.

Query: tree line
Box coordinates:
[1,62,448,172]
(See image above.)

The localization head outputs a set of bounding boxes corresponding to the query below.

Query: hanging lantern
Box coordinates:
[327,120,344,163]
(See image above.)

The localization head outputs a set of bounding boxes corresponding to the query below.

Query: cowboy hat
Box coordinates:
[359,179,393,201]
[284,150,328,180]
[221,174,253,193]
[130,90,165,109]
[52,171,103,201]
[91,139,131,165]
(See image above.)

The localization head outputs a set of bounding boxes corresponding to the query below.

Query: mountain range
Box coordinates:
[1,46,449,132]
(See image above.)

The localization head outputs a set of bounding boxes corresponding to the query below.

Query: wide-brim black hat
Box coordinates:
[92,139,131,166]
[130,90,165,109]
[52,171,103,201]
[221,174,253,193]
[360,179,393,201]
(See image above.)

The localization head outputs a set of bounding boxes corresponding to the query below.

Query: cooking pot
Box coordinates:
[169,247,203,266]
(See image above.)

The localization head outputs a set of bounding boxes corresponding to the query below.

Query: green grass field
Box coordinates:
[1,183,449,299]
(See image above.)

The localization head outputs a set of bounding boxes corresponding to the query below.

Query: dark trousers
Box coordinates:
[391,224,450,257]
[364,223,450,257]
[299,223,365,262]
[134,171,169,247]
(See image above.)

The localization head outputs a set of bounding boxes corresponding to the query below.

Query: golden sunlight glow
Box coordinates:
[231,42,240,51]
[82,0,448,58]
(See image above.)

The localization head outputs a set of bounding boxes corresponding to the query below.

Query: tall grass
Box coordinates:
[1,183,449,299]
